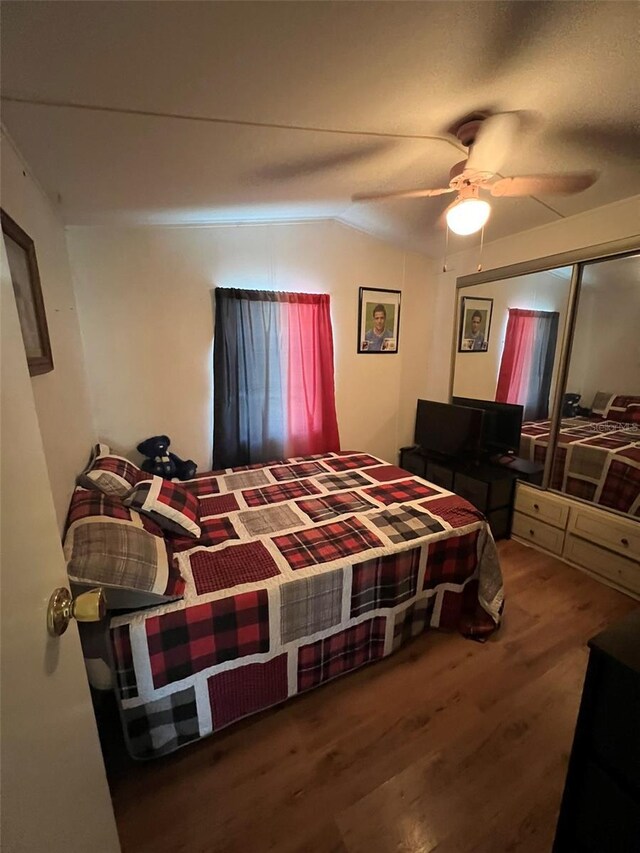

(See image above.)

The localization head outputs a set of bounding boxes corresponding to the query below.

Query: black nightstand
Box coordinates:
[554,610,640,852]
[490,454,544,485]
[399,446,428,479]
[453,462,517,539]
[399,447,517,539]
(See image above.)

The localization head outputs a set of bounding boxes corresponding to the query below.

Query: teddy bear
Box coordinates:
[136,435,197,481]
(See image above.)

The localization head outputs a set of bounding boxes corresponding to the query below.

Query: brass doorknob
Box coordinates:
[47,587,106,637]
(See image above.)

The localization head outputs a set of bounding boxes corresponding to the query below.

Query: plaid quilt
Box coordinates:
[109,451,503,759]
[520,417,640,517]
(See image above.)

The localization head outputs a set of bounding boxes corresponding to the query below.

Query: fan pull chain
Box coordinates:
[442,225,450,273]
[477,225,485,271]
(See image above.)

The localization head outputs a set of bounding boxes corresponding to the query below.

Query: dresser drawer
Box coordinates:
[512,511,565,555]
[426,462,454,491]
[400,449,427,478]
[453,473,489,510]
[568,505,640,562]
[514,484,569,529]
[564,534,640,596]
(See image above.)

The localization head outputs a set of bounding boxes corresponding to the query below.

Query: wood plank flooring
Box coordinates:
[105,540,637,853]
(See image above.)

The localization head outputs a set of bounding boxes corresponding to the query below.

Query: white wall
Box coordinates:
[452,270,571,402]
[425,196,640,402]
[567,268,640,405]
[1,133,95,532]
[66,221,433,468]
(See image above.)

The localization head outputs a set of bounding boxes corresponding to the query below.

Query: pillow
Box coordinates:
[123,476,201,538]
[605,394,640,425]
[65,486,160,535]
[590,391,614,418]
[64,487,185,608]
[77,443,145,498]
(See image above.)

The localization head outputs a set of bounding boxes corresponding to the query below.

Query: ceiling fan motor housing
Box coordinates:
[449,160,467,182]
[447,112,490,147]
[447,113,491,186]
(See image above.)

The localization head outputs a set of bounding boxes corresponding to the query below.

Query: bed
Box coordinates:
[65,447,504,760]
[519,395,640,517]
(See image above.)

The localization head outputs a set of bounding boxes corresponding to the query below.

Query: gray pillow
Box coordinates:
[590,391,614,417]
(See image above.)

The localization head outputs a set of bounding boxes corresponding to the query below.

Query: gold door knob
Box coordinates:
[47,587,106,637]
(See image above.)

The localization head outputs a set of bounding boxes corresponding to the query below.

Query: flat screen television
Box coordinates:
[414,399,484,460]
[452,397,523,456]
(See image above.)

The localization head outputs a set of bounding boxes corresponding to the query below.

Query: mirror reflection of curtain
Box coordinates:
[212,288,340,469]
[496,308,559,421]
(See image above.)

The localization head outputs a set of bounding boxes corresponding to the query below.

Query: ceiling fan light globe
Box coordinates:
[446,198,491,236]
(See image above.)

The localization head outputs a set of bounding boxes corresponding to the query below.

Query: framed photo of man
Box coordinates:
[458,296,493,353]
[1,209,54,376]
[357,287,401,354]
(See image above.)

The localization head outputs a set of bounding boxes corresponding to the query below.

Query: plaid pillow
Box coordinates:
[605,395,640,425]
[64,500,185,607]
[123,477,201,538]
[77,443,145,498]
[65,486,166,536]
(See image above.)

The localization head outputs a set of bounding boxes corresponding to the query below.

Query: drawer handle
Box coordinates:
[529,529,535,536]
[621,538,629,547]
[533,503,539,511]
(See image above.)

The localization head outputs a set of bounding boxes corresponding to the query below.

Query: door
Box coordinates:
[1,238,121,851]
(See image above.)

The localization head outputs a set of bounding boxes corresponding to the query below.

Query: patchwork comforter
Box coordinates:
[520,418,640,517]
[109,451,504,759]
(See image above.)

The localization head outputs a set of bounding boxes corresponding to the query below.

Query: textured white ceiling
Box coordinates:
[2,1,639,256]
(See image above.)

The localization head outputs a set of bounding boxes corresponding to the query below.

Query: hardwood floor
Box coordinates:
[105,540,636,853]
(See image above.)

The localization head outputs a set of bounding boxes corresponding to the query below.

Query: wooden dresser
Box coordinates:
[553,610,640,851]
[512,483,640,599]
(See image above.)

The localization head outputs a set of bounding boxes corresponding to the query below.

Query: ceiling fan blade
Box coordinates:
[552,122,640,162]
[476,2,567,83]
[465,112,520,177]
[352,187,454,202]
[254,141,394,182]
[489,172,598,197]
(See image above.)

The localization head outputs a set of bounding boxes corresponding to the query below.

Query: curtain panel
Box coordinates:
[496,308,560,421]
[213,288,340,469]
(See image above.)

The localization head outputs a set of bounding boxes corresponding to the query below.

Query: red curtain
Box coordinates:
[213,288,340,469]
[495,309,536,405]
[496,307,560,420]
[286,294,340,457]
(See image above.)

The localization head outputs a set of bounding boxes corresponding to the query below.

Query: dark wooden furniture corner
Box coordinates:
[553,609,640,852]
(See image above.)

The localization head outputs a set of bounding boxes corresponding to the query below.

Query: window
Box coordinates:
[213,289,340,468]
[495,308,559,421]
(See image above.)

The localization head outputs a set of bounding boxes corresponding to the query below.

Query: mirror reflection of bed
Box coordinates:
[452,246,639,600]
[452,253,639,522]
[532,253,639,519]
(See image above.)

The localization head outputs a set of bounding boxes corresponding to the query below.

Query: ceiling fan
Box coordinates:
[351,112,598,235]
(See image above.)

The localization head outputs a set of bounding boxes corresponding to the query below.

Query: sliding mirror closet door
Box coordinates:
[550,252,640,519]
[452,268,572,459]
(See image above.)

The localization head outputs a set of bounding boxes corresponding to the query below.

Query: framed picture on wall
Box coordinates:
[357,287,401,353]
[458,296,493,353]
[1,209,54,376]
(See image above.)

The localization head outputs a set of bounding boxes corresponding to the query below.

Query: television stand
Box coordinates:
[398,446,543,539]
[490,454,544,481]
[490,453,516,465]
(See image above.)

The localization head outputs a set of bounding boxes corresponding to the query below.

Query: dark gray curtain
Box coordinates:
[524,311,559,420]
[213,288,286,469]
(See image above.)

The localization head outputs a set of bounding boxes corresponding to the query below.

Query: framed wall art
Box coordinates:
[458,296,493,353]
[1,209,53,376]
[357,287,401,354]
